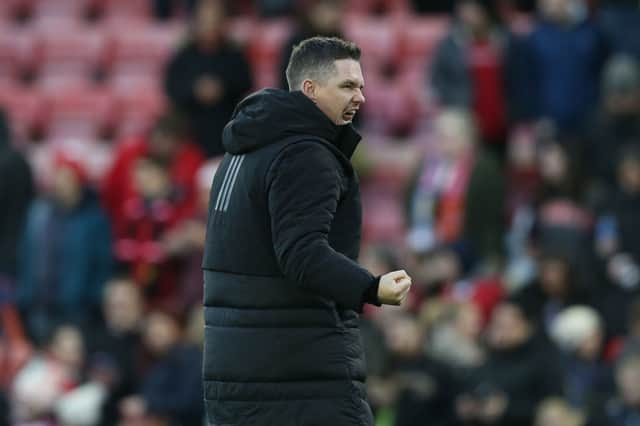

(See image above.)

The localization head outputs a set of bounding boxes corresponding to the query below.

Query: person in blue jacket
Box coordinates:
[17,150,112,343]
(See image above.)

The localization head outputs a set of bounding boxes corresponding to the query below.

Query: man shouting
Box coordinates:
[202,36,413,426]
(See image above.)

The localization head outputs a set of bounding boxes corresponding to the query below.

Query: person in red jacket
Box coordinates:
[101,113,205,307]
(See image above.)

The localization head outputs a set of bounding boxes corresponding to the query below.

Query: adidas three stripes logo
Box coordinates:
[214,154,245,212]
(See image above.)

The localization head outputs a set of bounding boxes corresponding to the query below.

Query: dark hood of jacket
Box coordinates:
[222,88,361,158]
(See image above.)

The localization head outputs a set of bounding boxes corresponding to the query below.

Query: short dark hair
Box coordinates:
[285,36,361,91]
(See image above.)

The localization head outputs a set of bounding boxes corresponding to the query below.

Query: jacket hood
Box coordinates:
[222,88,361,158]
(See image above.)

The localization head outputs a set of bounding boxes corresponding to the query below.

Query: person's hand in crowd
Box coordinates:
[455,394,481,421]
[479,393,508,423]
[194,76,224,105]
[377,270,412,305]
[120,395,146,420]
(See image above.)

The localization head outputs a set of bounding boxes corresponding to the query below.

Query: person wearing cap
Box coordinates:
[550,306,614,411]
[16,150,112,343]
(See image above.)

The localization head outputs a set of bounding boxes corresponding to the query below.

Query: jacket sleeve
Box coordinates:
[267,142,377,311]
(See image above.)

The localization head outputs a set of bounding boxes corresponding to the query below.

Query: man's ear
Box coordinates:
[301,79,317,101]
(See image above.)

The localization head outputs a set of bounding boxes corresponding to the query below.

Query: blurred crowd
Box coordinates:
[2,0,640,425]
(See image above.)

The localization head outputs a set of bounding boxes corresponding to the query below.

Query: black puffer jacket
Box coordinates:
[202,89,377,426]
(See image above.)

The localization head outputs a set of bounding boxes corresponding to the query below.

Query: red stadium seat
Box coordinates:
[99,0,152,24]
[364,141,418,194]
[0,86,46,143]
[0,2,14,23]
[246,19,293,88]
[398,16,449,69]
[33,27,107,90]
[30,0,91,25]
[107,23,182,84]
[0,0,33,22]
[361,74,425,136]
[361,195,405,244]
[108,71,162,95]
[360,76,393,132]
[252,64,280,90]
[113,89,167,139]
[0,26,35,84]
[44,88,116,140]
[342,15,399,72]
[344,0,410,16]
[227,16,258,48]
[27,138,115,187]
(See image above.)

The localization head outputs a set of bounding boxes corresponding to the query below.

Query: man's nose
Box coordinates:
[354,89,365,105]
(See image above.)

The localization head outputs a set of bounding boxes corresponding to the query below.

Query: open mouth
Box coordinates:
[342,109,357,121]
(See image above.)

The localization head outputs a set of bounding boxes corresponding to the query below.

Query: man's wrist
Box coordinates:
[362,276,381,306]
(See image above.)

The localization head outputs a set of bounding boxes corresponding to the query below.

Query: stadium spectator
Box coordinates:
[165,0,253,157]
[583,54,640,190]
[16,150,112,343]
[524,0,607,135]
[102,114,203,232]
[0,110,34,291]
[550,306,614,413]
[589,354,640,425]
[503,125,540,289]
[455,298,562,425]
[597,0,640,59]
[533,141,593,268]
[87,278,144,426]
[411,247,504,323]
[517,253,592,334]
[535,398,586,426]
[119,310,203,426]
[384,313,458,426]
[596,145,640,267]
[592,147,640,336]
[278,0,344,89]
[102,113,203,307]
[425,301,486,369]
[504,124,541,220]
[112,156,184,306]
[406,109,505,266]
[431,0,508,151]
[11,325,85,424]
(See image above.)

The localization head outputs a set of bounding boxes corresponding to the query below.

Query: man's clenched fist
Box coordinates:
[377,270,412,305]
